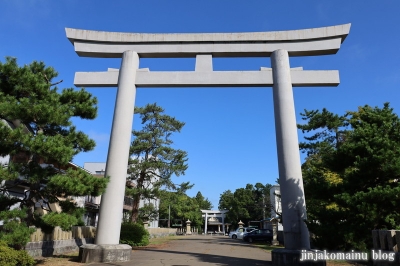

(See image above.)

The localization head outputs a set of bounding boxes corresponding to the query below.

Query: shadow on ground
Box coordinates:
[88,236,274,266]
[127,247,272,266]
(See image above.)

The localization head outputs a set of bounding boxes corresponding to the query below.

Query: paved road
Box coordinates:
[90,235,272,266]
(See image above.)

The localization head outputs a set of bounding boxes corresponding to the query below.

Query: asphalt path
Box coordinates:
[90,235,272,266]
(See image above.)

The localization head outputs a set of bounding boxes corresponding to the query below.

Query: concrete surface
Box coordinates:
[95,51,139,245]
[65,24,350,58]
[79,244,131,263]
[271,49,310,250]
[88,235,273,266]
[74,69,340,88]
[66,24,350,43]
[26,238,94,257]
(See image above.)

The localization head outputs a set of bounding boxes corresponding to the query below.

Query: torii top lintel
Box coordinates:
[66,24,350,58]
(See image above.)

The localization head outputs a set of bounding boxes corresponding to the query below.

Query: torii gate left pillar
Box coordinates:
[78,51,138,263]
[96,51,138,244]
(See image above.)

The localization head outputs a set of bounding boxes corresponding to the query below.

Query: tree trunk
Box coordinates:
[130,194,141,222]
[130,171,145,223]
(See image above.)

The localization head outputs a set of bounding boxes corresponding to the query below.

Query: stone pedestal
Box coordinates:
[79,244,131,263]
[272,249,326,266]
[272,218,280,246]
[186,220,192,235]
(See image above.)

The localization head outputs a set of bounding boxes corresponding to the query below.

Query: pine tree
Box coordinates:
[299,103,400,250]
[0,57,108,236]
[195,191,213,211]
[126,103,188,222]
[218,183,272,225]
[158,189,211,229]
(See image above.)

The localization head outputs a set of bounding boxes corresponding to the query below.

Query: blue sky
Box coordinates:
[1,1,399,209]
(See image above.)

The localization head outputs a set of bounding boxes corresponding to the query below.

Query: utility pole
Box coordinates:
[168,205,171,228]
[262,194,266,220]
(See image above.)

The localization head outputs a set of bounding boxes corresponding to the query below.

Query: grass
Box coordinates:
[252,242,284,251]
[133,235,179,248]
[148,235,178,245]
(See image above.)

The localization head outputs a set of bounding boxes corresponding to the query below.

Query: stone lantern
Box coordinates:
[186,219,192,235]
[238,220,244,228]
[271,217,279,246]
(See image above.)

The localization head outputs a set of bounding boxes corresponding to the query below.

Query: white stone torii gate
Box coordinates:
[66,24,350,263]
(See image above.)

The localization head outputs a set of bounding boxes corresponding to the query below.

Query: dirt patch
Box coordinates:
[35,252,84,266]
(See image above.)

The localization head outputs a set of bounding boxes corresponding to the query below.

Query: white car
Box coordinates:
[228,227,256,239]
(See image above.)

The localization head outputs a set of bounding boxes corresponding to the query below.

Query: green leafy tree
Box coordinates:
[299,103,400,250]
[157,190,177,227]
[254,183,272,220]
[0,57,108,237]
[219,183,272,227]
[126,103,188,222]
[218,190,237,222]
[191,191,213,229]
[138,203,159,223]
[194,191,213,211]
[158,189,212,229]
[159,190,188,227]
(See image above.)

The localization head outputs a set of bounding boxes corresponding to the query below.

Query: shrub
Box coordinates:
[40,212,78,231]
[0,241,35,266]
[0,209,35,249]
[58,200,86,226]
[120,222,149,247]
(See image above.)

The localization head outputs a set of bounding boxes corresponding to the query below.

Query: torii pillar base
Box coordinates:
[79,244,131,263]
[272,249,326,266]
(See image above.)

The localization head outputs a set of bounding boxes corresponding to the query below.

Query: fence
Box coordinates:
[25,226,96,257]
[26,225,195,257]
[147,227,178,238]
[29,226,96,242]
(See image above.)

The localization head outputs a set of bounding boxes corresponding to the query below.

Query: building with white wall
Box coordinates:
[83,162,160,228]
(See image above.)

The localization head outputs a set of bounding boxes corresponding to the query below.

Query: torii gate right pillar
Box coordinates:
[271,49,310,250]
[271,50,325,265]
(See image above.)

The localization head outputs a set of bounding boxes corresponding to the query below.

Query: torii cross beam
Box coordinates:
[66,24,350,263]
